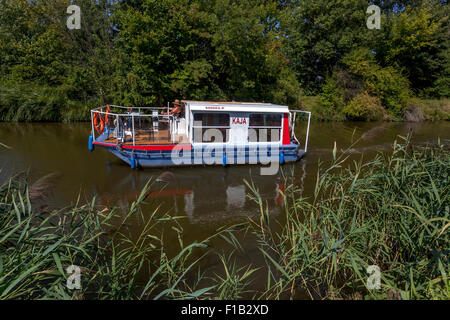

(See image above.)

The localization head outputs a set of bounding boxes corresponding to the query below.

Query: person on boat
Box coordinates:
[163,99,183,117]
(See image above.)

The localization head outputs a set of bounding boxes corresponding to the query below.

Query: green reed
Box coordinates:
[0,174,244,300]
[1,135,448,300]
[246,135,449,299]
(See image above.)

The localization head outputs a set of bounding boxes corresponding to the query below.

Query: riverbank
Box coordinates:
[300,96,450,122]
[1,84,449,123]
[0,84,96,122]
[1,136,448,299]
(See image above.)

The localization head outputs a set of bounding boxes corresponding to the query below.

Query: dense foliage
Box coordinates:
[0,0,448,121]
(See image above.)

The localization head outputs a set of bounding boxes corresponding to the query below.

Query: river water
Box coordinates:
[0,120,448,295]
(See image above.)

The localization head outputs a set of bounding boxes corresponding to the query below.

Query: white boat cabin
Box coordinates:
[172,100,294,146]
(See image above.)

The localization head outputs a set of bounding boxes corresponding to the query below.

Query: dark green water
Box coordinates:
[1,121,448,295]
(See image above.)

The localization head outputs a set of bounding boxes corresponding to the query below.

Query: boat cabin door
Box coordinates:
[229,113,249,145]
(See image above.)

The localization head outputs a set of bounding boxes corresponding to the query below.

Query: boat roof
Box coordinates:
[182,100,289,113]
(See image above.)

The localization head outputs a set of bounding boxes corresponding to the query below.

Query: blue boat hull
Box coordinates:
[96,143,305,168]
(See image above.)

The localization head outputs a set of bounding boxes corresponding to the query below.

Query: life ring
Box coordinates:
[105,105,111,127]
[93,112,105,135]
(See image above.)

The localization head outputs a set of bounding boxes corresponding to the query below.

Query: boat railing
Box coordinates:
[90,105,177,145]
[289,110,311,153]
[91,105,311,152]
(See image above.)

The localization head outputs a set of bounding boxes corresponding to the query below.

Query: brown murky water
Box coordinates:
[0,121,448,295]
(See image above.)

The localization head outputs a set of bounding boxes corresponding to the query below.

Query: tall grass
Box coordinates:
[0,174,244,299]
[0,83,95,122]
[246,136,449,299]
[1,136,448,300]
[406,98,450,121]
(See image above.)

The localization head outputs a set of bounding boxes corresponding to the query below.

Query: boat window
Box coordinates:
[249,114,281,127]
[194,113,229,127]
[192,112,230,143]
[248,113,282,142]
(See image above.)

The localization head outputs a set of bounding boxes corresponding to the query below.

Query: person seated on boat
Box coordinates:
[171,100,183,116]
[163,99,183,117]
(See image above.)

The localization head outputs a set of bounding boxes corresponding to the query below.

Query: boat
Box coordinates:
[88,100,311,169]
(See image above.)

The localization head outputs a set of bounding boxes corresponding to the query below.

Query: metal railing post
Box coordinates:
[91,110,95,141]
[292,112,297,137]
[305,112,311,153]
[289,110,311,153]
[114,114,120,139]
[132,114,135,146]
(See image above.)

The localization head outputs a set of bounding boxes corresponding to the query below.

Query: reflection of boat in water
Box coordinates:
[88,101,311,169]
[174,170,286,223]
[96,163,307,223]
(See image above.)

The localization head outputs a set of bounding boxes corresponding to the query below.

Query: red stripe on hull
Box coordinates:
[93,142,192,151]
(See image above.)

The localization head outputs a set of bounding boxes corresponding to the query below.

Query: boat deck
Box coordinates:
[104,129,189,145]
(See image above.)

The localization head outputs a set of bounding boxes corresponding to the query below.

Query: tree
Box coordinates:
[373,0,449,96]
[281,0,369,94]
[113,0,301,107]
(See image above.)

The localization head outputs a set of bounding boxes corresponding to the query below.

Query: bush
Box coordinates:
[342,48,412,118]
[316,78,346,121]
[366,66,411,116]
[343,91,385,121]
[271,67,304,108]
[317,48,413,121]
[433,76,450,98]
